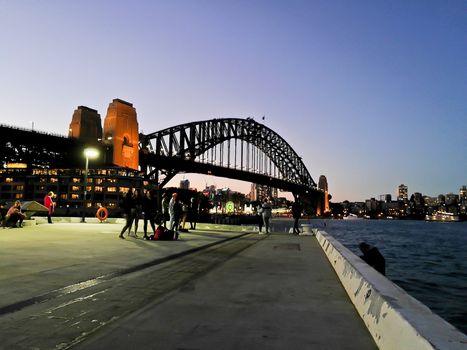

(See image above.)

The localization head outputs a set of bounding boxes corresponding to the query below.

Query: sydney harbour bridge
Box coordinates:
[1,111,325,211]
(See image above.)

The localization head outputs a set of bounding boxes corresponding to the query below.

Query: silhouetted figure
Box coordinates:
[142,189,157,240]
[169,193,182,232]
[189,196,198,230]
[359,242,386,275]
[291,200,302,234]
[133,188,143,236]
[161,193,169,228]
[119,188,135,239]
[180,200,189,229]
[256,204,263,233]
[261,198,272,234]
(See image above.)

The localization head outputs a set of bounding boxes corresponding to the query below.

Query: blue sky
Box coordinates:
[1,0,466,202]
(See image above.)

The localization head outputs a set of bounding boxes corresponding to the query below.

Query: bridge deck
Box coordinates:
[0,222,376,349]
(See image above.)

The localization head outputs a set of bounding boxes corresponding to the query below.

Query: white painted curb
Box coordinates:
[316,230,467,350]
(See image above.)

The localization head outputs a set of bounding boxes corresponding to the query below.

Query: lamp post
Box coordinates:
[81,147,99,223]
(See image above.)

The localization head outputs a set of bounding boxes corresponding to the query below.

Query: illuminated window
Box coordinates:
[107,187,117,192]
[15,185,24,191]
[72,186,80,191]
[72,178,80,183]
[61,194,67,199]
[95,178,103,184]
[15,194,23,199]
[95,186,103,192]
[120,187,129,193]
[85,202,92,208]
[39,178,47,183]
[5,178,13,183]
[50,178,58,183]
[71,194,80,200]
[107,202,117,208]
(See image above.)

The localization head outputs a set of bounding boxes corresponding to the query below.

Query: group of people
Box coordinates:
[255,197,303,235]
[256,197,273,234]
[0,191,55,228]
[119,189,199,240]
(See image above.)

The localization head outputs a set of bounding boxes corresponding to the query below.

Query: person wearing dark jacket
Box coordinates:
[119,188,135,239]
[133,188,143,237]
[359,242,386,275]
[142,189,157,240]
[291,200,302,234]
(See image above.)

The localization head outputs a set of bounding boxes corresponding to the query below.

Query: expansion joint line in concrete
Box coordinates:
[0,232,254,317]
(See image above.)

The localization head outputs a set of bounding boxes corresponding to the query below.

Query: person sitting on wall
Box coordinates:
[5,200,26,228]
[359,242,386,275]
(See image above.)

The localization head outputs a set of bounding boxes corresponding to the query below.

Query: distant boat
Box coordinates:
[343,213,363,220]
[425,211,460,222]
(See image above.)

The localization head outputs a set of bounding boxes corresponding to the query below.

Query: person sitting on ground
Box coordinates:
[153,225,179,241]
[359,242,386,275]
[5,200,26,228]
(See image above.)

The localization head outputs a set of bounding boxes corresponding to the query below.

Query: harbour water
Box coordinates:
[319,219,467,334]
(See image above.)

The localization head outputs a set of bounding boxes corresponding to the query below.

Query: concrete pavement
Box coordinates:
[0,221,376,349]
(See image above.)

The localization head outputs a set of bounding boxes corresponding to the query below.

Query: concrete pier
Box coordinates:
[1,221,465,349]
[0,222,375,349]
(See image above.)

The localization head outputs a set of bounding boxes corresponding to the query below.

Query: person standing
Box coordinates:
[142,189,157,240]
[44,191,55,224]
[256,203,264,234]
[168,193,181,232]
[180,200,189,229]
[189,196,199,230]
[161,193,169,228]
[133,188,143,237]
[291,200,302,234]
[119,188,135,239]
[261,197,272,234]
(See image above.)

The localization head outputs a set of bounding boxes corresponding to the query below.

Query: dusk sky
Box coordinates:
[1,1,466,202]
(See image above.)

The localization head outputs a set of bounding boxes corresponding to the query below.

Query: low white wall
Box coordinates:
[316,230,467,350]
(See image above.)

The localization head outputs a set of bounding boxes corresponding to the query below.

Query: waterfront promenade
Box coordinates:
[0,221,376,349]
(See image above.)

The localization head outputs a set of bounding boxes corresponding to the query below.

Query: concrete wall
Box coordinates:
[315,230,467,350]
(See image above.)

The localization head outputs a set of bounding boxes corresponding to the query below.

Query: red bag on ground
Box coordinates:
[154,226,178,240]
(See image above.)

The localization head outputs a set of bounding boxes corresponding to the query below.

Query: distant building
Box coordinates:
[180,179,190,190]
[102,99,139,170]
[379,194,392,203]
[398,184,408,201]
[0,98,144,216]
[318,175,330,212]
[459,185,467,200]
[68,106,102,143]
[250,183,277,202]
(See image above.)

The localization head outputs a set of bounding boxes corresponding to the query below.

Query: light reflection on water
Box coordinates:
[317,219,467,334]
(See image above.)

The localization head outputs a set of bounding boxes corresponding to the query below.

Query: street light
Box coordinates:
[81,147,99,223]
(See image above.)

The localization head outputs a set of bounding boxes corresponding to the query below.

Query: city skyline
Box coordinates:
[1,1,466,202]
[168,174,466,203]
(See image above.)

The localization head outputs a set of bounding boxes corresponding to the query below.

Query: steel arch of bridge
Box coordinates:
[139,118,320,196]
